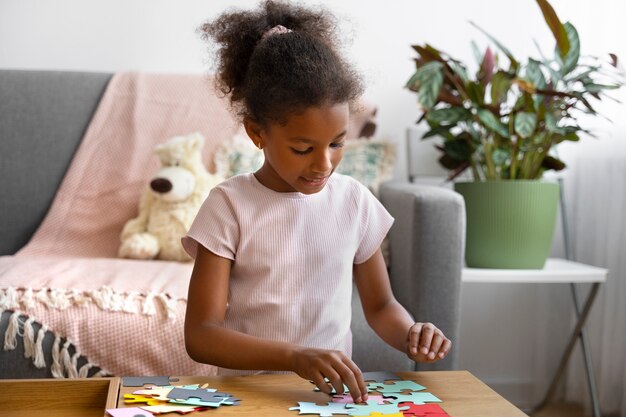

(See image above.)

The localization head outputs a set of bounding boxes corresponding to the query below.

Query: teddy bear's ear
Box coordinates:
[187,132,205,153]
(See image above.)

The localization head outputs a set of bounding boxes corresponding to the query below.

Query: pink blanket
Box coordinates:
[0,72,243,377]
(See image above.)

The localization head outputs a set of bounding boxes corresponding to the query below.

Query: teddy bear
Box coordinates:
[118,132,221,262]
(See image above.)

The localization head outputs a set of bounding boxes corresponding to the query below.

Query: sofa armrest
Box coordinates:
[379,181,465,371]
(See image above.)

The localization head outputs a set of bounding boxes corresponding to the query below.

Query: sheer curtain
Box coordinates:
[559,132,626,416]
[549,1,626,415]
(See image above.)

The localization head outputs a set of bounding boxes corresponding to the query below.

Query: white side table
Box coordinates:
[462,258,608,417]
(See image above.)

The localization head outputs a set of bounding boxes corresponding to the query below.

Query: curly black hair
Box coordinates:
[200,0,363,126]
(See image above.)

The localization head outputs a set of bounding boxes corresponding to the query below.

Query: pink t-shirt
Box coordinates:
[182,173,393,375]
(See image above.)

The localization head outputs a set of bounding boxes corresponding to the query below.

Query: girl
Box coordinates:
[182,0,451,403]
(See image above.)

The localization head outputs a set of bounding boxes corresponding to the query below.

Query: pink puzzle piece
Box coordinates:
[106,407,155,417]
[331,394,386,404]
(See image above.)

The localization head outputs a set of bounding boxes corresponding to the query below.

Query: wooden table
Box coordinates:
[116,371,528,417]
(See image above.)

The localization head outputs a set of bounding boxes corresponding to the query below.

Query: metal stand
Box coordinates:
[530,178,602,417]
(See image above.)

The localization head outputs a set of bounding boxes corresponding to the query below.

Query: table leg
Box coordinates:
[530,282,601,416]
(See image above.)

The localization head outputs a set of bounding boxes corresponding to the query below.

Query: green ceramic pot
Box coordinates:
[454,180,559,269]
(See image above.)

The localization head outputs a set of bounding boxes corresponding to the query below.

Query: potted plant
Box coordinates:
[406,0,623,268]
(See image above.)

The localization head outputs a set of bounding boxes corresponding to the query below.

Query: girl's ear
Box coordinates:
[243,117,264,150]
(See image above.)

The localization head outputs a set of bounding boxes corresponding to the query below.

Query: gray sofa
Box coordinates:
[0,69,465,378]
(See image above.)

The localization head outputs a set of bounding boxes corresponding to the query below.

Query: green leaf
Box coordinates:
[560,22,580,75]
[514,112,538,138]
[427,107,472,125]
[470,21,520,71]
[525,59,547,89]
[448,59,469,83]
[490,71,513,105]
[584,83,622,93]
[406,61,444,110]
[477,108,510,138]
[422,125,455,141]
[536,0,569,57]
[492,148,509,166]
[444,138,473,161]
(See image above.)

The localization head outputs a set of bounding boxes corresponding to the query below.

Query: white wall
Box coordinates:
[2,0,624,409]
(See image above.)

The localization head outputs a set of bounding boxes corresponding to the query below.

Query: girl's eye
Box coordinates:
[330,141,345,149]
[291,147,313,155]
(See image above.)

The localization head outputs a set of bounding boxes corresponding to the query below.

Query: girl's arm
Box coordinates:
[353,248,452,362]
[184,244,368,402]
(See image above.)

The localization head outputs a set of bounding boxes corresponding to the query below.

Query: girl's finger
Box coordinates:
[408,323,423,356]
[428,333,445,360]
[322,367,345,396]
[342,358,368,402]
[418,323,436,355]
[312,372,331,395]
[438,338,452,359]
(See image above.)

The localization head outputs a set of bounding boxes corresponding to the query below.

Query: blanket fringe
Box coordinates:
[2,310,111,378]
[0,286,180,320]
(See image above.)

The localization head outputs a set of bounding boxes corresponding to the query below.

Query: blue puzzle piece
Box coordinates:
[345,400,409,416]
[289,402,351,417]
[367,380,426,393]
[382,391,442,405]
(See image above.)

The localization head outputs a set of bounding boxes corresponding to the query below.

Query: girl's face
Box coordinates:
[245,103,349,194]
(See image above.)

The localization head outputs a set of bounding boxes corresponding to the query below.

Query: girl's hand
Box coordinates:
[406,322,452,363]
[289,347,368,403]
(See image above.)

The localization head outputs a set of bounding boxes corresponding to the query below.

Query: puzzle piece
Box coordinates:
[139,404,202,414]
[345,400,409,416]
[132,387,174,401]
[398,402,450,416]
[167,387,230,402]
[382,392,442,405]
[123,393,168,406]
[106,406,155,417]
[362,371,402,383]
[367,380,426,394]
[169,396,241,408]
[123,376,180,387]
[289,402,352,416]
[331,394,386,404]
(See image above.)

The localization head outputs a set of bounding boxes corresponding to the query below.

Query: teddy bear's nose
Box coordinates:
[150,178,173,194]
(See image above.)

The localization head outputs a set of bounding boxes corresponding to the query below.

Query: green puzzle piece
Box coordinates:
[382,391,442,405]
[367,380,426,393]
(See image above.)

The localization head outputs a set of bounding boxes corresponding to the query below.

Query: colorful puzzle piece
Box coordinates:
[289,402,352,416]
[106,406,155,417]
[382,392,441,405]
[331,394,386,404]
[398,402,450,416]
[368,380,426,394]
[345,399,409,416]
[362,371,402,383]
[123,393,168,406]
[122,376,180,387]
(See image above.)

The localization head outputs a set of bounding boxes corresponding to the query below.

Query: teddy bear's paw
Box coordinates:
[118,233,160,259]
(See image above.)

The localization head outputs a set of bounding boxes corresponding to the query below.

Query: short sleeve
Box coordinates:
[181,187,239,260]
[354,183,394,264]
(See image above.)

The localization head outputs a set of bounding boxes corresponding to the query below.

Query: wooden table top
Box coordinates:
[117,371,528,417]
